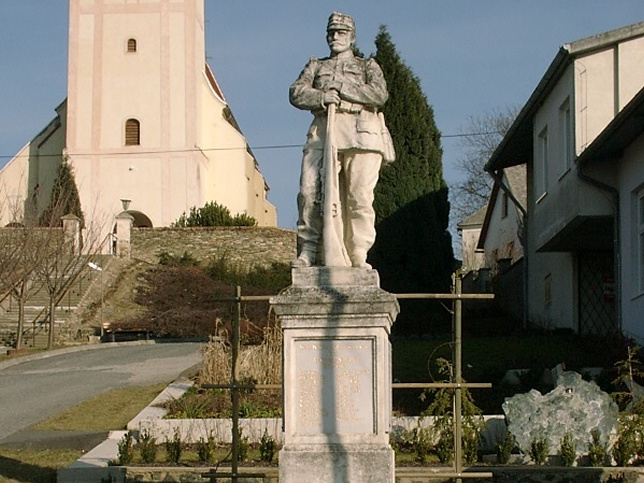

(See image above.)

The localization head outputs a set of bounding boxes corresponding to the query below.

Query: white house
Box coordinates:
[478,165,526,273]
[458,166,526,324]
[0,0,276,245]
[485,21,644,337]
[575,86,644,342]
[457,205,486,272]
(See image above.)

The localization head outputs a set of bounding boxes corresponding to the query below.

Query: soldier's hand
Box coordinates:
[323,89,340,106]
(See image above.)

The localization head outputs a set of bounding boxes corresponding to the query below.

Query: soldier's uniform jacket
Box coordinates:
[290,53,393,160]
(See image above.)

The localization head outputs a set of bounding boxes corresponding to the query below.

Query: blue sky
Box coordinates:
[1,1,643,241]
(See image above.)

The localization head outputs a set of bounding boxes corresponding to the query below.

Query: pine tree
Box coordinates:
[39,159,85,227]
[369,26,455,335]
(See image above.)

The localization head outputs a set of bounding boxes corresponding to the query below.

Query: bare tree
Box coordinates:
[2,187,104,350]
[1,163,108,349]
[41,212,109,348]
[36,214,104,349]
[451,105,519,221]
[0,183,25,294]
[6,232,43,350]
[0,227,24,295]
[0,228,28,349]
[0,190,49,349]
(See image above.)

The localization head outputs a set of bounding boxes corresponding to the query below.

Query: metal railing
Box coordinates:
[11,257,103,348]
[202,274,494,482]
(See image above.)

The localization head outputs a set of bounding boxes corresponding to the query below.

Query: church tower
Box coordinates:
[65,0,276,239]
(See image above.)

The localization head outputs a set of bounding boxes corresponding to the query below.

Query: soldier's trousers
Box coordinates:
[297,147,382,264]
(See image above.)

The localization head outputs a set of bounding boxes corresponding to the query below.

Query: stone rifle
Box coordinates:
[322,102,350,266]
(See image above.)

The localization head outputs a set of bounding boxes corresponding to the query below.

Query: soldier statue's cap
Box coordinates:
[327,12,355,32]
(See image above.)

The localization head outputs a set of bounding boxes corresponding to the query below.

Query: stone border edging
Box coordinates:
[56,349,201,483]
[127,378,194,432]
[58,377,644,482]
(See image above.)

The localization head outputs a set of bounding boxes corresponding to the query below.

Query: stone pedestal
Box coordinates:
[271,267,399,483]
[61,214,81,254]
[114,212,134,258]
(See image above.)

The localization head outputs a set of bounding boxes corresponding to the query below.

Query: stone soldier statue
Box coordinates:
[290,11,394,269]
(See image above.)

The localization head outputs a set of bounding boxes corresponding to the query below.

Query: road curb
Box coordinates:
[0,340,157,371]
[0,338,207,371]
[58,377,197,482]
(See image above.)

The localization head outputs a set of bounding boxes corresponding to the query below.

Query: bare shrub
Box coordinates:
[199,323,282,386]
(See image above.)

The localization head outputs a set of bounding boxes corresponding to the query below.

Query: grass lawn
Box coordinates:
[168,332,626,418]
[34,383,167,431]
[0,448,82,483]
[0,332,631,480]
[392,333,625,415]
[0,383,168,483]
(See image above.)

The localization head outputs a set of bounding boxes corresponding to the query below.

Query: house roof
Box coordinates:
[457,205,487,231]
[476,165,527,250]
[504,165,527,207]
[204,62,269,191]
[485,21,644,173]
[456,166,527,234]
[204,62,227,103]
[576,85,644,166]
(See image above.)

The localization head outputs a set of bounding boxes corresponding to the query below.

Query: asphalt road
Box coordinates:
[0,342,203,442]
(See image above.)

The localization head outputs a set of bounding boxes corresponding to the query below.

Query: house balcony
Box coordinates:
[533,172,614,252]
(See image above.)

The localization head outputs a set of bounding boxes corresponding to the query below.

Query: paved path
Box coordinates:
[0,341,203,442]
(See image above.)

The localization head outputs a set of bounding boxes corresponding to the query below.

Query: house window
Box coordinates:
[544,273,552,310]
[560,99,573,175]
[639,189,644,292]
[127,38,137,53]
[501,192,509,218]
[125,119,140,146]
[537,126,549,199]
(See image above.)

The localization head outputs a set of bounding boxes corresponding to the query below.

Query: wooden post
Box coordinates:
[454,275,463,483]
[231,285,241,480]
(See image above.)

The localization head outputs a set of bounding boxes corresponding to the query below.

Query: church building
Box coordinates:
[0,0,277,245]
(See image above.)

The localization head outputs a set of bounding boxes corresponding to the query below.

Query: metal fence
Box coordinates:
[202,275,494,483]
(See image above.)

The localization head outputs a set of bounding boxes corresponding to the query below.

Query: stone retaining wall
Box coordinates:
[130,226,296,267]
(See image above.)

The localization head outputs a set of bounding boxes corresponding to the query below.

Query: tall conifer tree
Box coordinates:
[370,26,454,335]
[39,159,85,227]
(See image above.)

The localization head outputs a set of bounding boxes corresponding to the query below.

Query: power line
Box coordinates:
[0,132,500,160]
[0,144,304,160]
[443,131,502,139]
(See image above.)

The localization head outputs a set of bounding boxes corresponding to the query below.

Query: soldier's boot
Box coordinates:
[291,248,316,268]
[350,249,371,269]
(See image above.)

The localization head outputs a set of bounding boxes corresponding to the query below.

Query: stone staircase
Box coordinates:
[0,255,112,348]
[0,227,297,350]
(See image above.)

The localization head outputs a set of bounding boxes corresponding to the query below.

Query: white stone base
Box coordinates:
[272,267,399,483]
[278,444,394,483]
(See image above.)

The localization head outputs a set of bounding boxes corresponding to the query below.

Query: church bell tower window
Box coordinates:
[125,119,140,146]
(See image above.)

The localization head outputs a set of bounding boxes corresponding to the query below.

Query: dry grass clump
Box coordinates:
[198,322,282,386]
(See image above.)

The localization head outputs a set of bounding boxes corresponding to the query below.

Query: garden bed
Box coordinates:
[102,465,644,483]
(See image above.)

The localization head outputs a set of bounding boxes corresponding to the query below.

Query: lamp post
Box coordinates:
[87,262,104,337]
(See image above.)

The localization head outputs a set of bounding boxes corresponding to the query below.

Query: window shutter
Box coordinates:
[125,119,140,145]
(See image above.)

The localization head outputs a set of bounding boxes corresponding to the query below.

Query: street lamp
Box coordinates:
[87,262,104,338]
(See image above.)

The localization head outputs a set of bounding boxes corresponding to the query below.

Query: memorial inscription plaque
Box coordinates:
[295,338,375,435]
[271,265,399,483]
